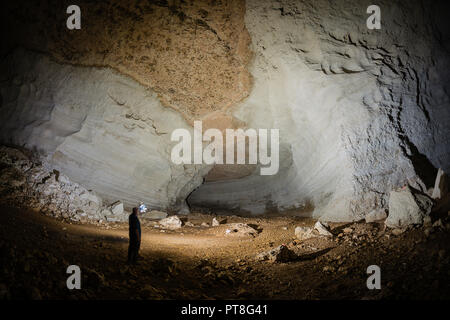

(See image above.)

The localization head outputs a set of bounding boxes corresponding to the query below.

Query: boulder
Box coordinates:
[256,245,297,263]
[365,209,388,223]
[294,226,316,241]
[224,223,257,237]
[431,168,449,200]
[110,201,124,215]
[386,185,434,228]
[141,210,168,220]
[79,192,102,206]
[159,216,182,230]
[314,221,333,237]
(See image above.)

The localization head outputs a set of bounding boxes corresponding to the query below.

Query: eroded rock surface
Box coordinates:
[1,0,449,222]
[0,49,210,211]
[386,185,434,228]
[2,0,252,121]
[188,0,450,220]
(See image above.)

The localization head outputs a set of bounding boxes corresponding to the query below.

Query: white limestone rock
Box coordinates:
[314,221,333,237]
[294,226,316,241]
[365,209,388,223]
[159,216,182,230]
[386,186,434,228]
[0,49,210,213]
[188,0,450,222]
[432,168,449,200]
[110,201,124,216]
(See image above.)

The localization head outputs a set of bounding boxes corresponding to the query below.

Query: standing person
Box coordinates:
[128,207,141,264]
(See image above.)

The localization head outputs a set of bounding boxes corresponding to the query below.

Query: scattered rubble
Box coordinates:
[0,146,129,223]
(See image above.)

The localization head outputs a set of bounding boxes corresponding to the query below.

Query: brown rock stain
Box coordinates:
[4,0,253,122]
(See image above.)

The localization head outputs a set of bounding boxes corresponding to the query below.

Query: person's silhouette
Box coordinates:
[128,207,141,264]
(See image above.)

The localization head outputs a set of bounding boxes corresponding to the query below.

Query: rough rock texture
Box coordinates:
[0,49,210,212]
[1,0,252,121]
[224,223,257,237]
[314,221,333,237]
[386,185,433,228]
[188,0,450,220]
[141,210,168,221]
[365,209,388,223]
[1,0,450,222]
[256,244,297,263]
[432,168,449,200]
[159,215,182,230]
[294,226,315,241]
[0,146,126,222]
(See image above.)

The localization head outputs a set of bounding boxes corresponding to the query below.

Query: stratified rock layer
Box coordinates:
[2,0,252,120]
[188,0,450,220]
[1,0,450,221]
[0,49,210,211]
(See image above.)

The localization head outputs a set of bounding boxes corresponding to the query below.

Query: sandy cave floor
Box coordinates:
[0,205,449,300]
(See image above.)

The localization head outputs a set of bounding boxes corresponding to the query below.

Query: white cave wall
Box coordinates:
[188,0,450,221]
[0,48,210,211]
[1,0,449,222]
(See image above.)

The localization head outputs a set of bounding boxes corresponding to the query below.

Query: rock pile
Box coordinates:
[0,146,128,222]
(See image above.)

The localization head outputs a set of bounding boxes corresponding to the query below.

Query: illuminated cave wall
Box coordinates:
[0,0,449,220]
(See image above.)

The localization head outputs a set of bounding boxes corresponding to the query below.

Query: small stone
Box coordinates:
[423,215,432,227]
[391,228,404,236]
[212,218,219,227]
[432,219,444,229]
[343,227,353,234]
[314,221,333,237]
[294,226,316,241]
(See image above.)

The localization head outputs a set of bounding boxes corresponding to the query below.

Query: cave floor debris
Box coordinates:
[0,205,449,299]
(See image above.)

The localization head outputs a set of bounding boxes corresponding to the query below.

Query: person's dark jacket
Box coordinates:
[129,214,141,243]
